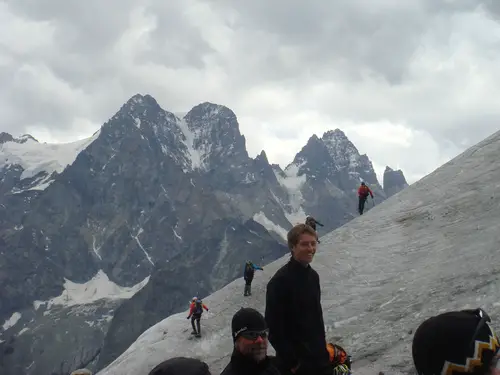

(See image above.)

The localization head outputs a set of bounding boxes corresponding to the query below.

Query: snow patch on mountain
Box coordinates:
[252,212,288,240]
[2,312,22,331]
[1,130,101,190]
[273,161,308,225]
[176,117,204,171]
[33,270,149,310]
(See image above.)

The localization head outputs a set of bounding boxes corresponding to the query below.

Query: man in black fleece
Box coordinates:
[265,223,331,375]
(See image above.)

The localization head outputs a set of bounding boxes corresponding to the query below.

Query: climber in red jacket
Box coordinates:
[187,297,209,337]
[357,182,373,215]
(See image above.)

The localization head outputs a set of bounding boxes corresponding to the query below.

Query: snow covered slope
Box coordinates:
[0,131,100,191]
[97,129,500,375]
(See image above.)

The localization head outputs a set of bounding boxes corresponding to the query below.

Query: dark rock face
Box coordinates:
[0,94,407,374]
[383,166,409,197]
[0,297,122,375]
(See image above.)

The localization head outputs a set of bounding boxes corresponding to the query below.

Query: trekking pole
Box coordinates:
[371,197,375,207]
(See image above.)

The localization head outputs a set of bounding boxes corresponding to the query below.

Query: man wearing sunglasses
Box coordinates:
[412,308,500,375]
[220,307,280,375]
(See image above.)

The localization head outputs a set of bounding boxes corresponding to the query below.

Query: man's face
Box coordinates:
[235,330,268,362]
[291,233,317,264]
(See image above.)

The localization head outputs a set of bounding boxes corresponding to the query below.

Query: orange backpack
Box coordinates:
[327,343,352,368]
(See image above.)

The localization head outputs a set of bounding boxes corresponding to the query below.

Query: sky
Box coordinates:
[1,1,499,184]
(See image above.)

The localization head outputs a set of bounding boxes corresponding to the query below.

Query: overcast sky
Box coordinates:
[1,1,499,184]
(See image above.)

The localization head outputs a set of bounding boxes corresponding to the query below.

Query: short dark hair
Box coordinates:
[148,357,211,375]
[287,223,317,250]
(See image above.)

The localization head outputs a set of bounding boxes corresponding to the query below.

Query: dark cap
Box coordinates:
[412,308,500,374]
[231,307,267,342]
[148,357,211,375]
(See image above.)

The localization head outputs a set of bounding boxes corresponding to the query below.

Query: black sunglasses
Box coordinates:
[238,329,269,341]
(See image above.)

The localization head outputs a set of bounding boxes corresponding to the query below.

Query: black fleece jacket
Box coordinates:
[264,257,330,374]
[219,350,280,375]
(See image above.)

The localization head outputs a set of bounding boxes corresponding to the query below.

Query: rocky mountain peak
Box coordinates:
[383,166,408,197]
[323,128,348,140]
[291,134,325,162]
[0,132,38,145]
[182,102,248,171]
[17,134,38,144]
[286,134,333,180]
[255,150,269,164]
[124,94,162,112]
[321,129,361,169]
[106,93,169,134]
[0,132,14,144]
[186,102,234,121]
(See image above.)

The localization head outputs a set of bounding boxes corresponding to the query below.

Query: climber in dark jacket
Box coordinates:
[305,216,323,231]
[243,260,263,296]
[265,223,331,375]
[305,216,324,243]
[220,308,280,375]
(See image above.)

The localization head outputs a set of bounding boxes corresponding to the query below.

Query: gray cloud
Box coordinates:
[1,0,499,183]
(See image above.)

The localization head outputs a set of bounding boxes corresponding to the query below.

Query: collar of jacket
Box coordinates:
[229,349,274,373]
[289,256,311,270]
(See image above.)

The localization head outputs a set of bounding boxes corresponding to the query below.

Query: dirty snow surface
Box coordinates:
[97,130,500,375]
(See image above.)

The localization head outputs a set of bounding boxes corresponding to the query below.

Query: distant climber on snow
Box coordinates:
[243,260,263,297]
[187,297,209,338]
[357,181,374,215]
[305,216,324,243]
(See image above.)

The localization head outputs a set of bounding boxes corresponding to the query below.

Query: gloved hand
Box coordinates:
[186,316,190,319]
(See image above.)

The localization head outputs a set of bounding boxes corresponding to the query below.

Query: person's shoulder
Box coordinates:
[269,261,292,281]
[219,361,233,375]
[267,262,292,291]
[309,265,319,275]
[310,266,320,279]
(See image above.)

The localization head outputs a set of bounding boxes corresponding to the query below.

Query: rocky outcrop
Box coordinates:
[383,166,409,197]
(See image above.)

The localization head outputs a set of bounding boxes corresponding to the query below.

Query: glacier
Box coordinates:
[0,130,100,191]
[97,127,500,375]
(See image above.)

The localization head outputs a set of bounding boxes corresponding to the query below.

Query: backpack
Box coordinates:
[327,343,352,371]
[194,300,203,315]
[305,217,315,226]
[245,263,253,275]
[359,185,369,197]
